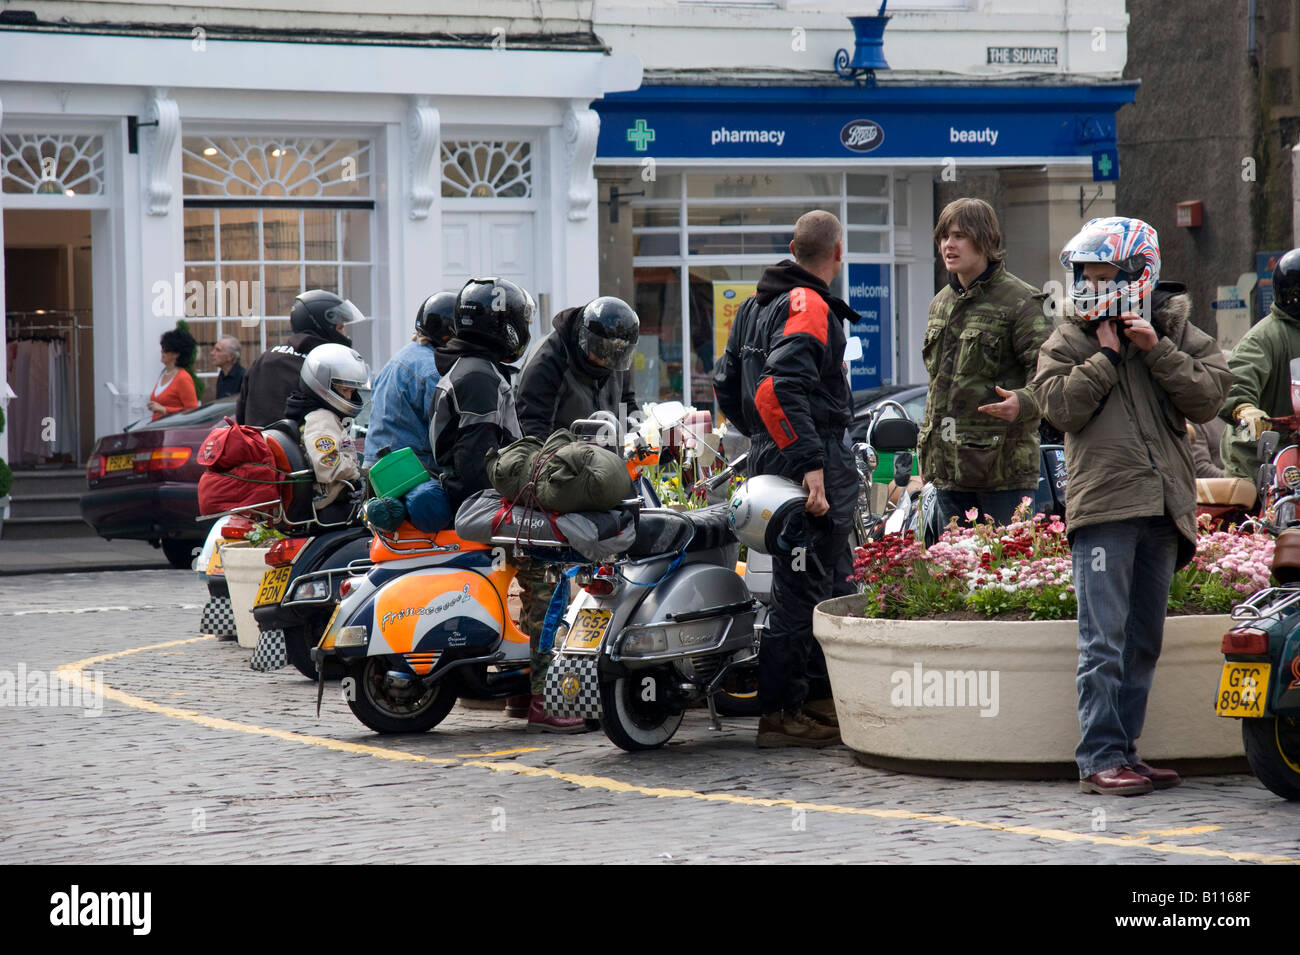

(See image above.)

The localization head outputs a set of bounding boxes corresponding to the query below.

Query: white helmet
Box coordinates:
[300,343,369,417]
[728,474,808,555]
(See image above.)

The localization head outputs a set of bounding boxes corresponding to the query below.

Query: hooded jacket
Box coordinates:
[235,328,350,427]
[713,259,856,478]
[1032,283,1232,568]
[1217,302,1300,479]
[516,307,638,441]
[918,261,1051,492]
[428,338,522,512]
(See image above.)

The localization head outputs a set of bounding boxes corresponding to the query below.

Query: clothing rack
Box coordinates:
[6,309,92,463]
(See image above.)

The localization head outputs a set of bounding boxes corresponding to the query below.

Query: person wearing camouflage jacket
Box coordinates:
[919,198,1051,530]
[1218,295,1300,480]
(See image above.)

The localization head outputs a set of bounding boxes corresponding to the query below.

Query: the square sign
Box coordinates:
[1092,148,1119,182]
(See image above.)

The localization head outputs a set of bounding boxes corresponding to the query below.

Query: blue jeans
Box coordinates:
[1071,517,1179,778]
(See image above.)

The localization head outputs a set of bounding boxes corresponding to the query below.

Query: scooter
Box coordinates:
[1216,537,1300,800]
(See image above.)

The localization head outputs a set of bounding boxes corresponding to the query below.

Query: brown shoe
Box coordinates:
[801,697,839,728]
[504,694,531,719]
[756,710,841,749]
[1079,767,1154,796]
[1130,760,1182,790]
[526,695,590,734]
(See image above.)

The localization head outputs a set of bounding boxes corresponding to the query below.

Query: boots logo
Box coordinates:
[840,119,884,153]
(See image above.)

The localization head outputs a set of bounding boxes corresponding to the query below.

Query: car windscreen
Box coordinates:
[129,400,237,431]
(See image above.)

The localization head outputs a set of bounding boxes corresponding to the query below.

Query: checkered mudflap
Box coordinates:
[200,596,237,640]
[250,629,289,672]
[542,651,602,719]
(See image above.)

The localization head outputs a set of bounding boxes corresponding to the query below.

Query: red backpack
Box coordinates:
[197,416,285,517]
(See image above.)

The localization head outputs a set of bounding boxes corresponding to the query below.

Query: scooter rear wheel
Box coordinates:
[598,671,684,752]
[346,657,458,734]
[1242,716,1300,801]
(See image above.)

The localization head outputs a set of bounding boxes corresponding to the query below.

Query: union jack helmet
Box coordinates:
[1059,216,1160,321]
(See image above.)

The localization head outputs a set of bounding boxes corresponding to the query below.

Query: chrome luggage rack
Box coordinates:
[1230,584,1300,621]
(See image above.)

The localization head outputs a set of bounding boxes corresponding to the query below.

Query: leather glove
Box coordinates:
[1235,404,1270,440]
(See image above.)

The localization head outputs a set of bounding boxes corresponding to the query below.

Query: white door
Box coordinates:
[442,212,540,348]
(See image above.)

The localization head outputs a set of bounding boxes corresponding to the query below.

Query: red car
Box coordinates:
[81,395,372,569]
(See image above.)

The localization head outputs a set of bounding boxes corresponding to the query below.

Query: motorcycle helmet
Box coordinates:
[453,277,535,363]
[290,290,367,342]
[576,297,640,372]
[1274,249,1300,319]
[416,290,458,346]
[1059,216,1160,321]
[300,342,370,417]
[728,474,809,556]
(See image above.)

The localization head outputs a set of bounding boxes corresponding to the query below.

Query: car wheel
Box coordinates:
[161,538,199,569]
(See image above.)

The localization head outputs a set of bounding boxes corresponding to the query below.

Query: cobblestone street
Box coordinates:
[2,570,1297,865]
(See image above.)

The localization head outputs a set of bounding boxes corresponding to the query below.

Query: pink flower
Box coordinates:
[965,507,980,522]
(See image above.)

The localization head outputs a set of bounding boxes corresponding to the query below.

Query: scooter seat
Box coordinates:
[1274,528,1300,583]
[1196,478,1256,508]
[628,504,735,559]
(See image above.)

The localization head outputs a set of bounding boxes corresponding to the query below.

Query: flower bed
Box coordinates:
[849,506,1274,621]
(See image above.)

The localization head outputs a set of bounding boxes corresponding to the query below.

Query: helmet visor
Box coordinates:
[585,332,636,371]
[324,299,368,328]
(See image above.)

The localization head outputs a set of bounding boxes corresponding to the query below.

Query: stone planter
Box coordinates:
[220,542,272,649]
[813,594,1244,777]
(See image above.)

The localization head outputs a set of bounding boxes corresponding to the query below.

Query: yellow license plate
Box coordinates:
[255,565,293,607]
[1215,662,1270,717]
[323,604,340,641]
[106,452,134,472]
[206,547,225,576]
[566,609,613,650]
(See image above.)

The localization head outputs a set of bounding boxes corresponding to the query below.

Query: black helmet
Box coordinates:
[454,277,535,362]
[1274,249,1300,319]
[576,297,640,372]
[416,291,458,346]
[290,289,366,343]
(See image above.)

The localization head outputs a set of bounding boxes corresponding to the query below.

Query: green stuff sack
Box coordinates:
[486,435,543,501]
[534,429,633,513]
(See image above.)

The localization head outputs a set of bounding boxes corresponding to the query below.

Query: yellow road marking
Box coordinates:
[458,747,547,758]
[1138,826,1223,837]
[55,637,1300,865]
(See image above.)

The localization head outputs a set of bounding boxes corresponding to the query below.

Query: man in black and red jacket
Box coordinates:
[714,210,858,748]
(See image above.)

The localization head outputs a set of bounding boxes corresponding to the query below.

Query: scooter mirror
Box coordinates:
[1258,430,1281,463]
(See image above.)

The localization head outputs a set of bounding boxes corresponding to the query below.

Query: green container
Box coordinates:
[367,447,429,499]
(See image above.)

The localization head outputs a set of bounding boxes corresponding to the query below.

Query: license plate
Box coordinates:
[1215,662,1270,717]
[566,609,613,650]
[206,547,224,576]
[255,565,293,607]
[323,604,340,640]
[106,452,134,472]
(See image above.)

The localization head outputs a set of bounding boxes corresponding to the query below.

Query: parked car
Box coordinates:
[81,391,371,569]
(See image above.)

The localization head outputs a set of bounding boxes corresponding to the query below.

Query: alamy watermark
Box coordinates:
[890,662,999,717]
[0,664,103,716]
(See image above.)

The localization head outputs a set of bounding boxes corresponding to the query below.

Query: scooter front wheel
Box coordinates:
[598,672,684,752]
[346,657,457,734]
[1242,716,1300,801]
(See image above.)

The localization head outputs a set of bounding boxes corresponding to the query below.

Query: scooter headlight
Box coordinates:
[334,626,368,648]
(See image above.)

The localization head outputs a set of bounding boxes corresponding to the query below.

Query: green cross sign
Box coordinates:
[1097,153,1113,177]
[627,119,656,152]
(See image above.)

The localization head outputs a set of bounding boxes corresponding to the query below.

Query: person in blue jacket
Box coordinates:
[363,291,457,471]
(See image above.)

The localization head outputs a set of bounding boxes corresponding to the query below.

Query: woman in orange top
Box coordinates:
[149,328,201,421]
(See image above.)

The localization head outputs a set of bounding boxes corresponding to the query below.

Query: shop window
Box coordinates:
[2,133,105,195]
[687,171,838,198]
[441,141,532,198]
[180,135,374,384]
[632,266,683,403]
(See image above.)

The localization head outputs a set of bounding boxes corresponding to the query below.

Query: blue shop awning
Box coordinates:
[595,83,1138,163]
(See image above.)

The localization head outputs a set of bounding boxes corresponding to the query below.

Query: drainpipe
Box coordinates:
[1248,0,1258,72]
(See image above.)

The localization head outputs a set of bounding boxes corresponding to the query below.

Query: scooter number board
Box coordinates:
[206,547,224,576]
[255,565,293,607]
[567,609,613,650]
[1215,662,1270,718]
